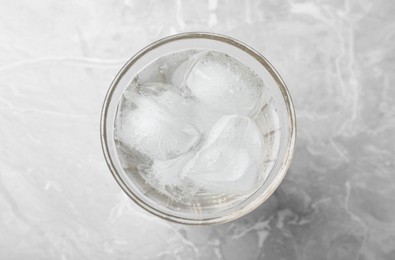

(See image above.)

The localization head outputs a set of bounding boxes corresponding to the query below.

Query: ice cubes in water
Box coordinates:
[118,83,200,161]
[171,51,266,132]
[186,52,264,117]
[115,50,275,199]
[171,51,209,91]
[183,115,265,194]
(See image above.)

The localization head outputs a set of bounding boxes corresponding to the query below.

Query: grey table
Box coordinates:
[0,0,394,259]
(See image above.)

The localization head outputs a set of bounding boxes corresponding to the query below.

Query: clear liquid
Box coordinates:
[114,50,280,208]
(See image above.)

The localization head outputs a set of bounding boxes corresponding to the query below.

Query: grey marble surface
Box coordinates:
[1,0,394,259]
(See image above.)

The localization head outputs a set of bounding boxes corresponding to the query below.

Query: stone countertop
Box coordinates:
[0,0,394,259]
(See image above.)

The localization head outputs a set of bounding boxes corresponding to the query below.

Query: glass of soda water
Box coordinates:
[101,33,296,224]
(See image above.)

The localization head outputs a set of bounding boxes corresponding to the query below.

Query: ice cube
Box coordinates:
[185,51,265,117]
[118,84,201,161]
[183,115,265,194]
[171,51,209,92]
[135,50,197,85]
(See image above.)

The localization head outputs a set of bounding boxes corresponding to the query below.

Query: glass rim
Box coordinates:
[100,32,297,225]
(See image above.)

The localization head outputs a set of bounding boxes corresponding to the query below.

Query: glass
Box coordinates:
[101,32,296,224]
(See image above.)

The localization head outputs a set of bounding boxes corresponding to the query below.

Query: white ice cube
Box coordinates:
[183,115,265,194]
[171,51,208,90]
[186,52,264,117]
[118,84,201,161]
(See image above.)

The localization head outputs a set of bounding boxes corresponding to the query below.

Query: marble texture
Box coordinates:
[0,0,394,259]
